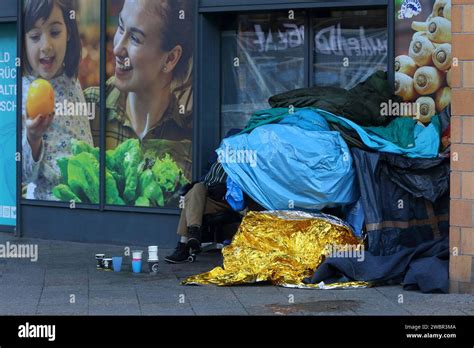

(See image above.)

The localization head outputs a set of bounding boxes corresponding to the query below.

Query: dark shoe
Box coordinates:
[186,226,202,253]
[164,242,190,264]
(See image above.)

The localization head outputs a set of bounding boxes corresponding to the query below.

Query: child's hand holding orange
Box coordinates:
[26,79,55,119]
[25,79,56,161]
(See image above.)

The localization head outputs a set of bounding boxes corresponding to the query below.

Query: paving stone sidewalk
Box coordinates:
[0,233,473,316]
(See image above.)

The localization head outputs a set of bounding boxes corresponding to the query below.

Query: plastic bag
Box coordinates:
[225,177,246,212]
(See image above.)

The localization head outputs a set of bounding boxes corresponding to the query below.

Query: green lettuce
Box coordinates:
[53,138,186,207]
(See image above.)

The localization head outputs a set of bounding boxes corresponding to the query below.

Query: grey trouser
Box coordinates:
[177,183,230,236]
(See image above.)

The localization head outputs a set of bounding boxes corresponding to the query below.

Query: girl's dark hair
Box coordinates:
[154,0,194,84]
[23,0,81,78]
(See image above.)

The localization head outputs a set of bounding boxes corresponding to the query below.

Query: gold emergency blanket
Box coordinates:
[183,211,367,288]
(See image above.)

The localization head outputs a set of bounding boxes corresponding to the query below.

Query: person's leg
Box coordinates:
[186,185,232,251]
[165,209,191,263]
[183,182,207,229]
[182,183,209,250]
[176,210,188,240]
[204,197,232,215]
[165,183,207,263]
[175,182,207,237]
[187,194,233,250]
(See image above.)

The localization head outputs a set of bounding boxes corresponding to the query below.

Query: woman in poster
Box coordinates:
[86,0,194,208]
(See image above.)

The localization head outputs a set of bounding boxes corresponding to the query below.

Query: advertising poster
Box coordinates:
[0,23,17,228]
[105,0,195,209]
[21,0,101,203]
[395,0,452,122]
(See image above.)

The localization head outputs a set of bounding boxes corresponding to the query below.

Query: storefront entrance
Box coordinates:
[0,0,471,293]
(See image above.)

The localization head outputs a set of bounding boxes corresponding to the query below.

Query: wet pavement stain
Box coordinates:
[265,300,360,315]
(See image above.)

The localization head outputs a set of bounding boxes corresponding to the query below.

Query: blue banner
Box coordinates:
[0,23,17,228]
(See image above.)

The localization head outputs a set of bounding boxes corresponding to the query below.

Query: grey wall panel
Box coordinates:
[0,226,15,233]
[21,206,180,248]
[0,0,16,19]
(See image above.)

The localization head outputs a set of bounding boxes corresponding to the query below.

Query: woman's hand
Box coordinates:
[25,113,54,161]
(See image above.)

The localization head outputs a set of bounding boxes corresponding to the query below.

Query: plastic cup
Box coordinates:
[132,259,142,273]
[102,258,113,271]
[132,250,143,260]
[112,257,123,272]
[148,246,158,260]
[95,254,105,269]
[148,260,159,274]
[132,250,143,273]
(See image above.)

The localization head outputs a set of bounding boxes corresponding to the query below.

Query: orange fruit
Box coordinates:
[26,79,55,119]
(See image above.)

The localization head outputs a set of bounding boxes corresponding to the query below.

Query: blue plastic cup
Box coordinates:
[132,259,142,273]
[112,257,122,272]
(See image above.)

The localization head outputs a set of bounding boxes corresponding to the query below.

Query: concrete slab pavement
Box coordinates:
[0,233,472,316]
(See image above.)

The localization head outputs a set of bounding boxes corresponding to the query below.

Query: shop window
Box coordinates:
[221,8,388,136]
[21,0,101,204]
[20,0,195,211]
[313,9,388,89]
[105,0,195,209]
[221,12,306,136]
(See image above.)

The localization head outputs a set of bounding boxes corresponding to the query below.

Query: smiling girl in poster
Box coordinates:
[21,0,94,201]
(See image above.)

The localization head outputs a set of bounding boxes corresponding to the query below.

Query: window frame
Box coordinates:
[13,0,394,219]
[17,0,199,216]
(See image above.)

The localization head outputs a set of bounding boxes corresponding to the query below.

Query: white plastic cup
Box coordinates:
[132,250,143,260]
[148,246,159,261]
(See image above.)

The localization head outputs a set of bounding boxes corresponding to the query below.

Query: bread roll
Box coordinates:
[444,2,451,20]
[395,72,418,102]
[432,0,449,18]
[395,55,417,76]
[415,96,436,123]
[433,43,452,71]
[412,17,451,43]
[414,66,446,95]
[412,31,428,39]
[412,21,428,32]
[428,17,452,43]
[409,35,436,66]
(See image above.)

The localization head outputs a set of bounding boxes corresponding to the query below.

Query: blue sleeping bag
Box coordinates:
[217,109,358,211]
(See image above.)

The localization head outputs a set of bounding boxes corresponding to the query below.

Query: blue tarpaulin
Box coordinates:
[217,109,359,211]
